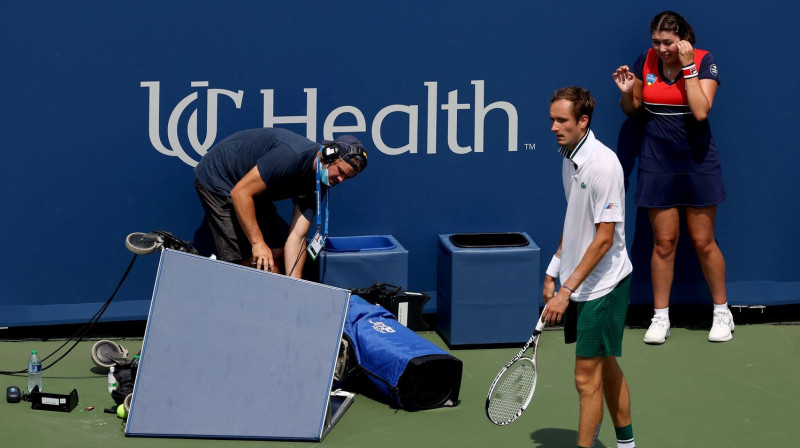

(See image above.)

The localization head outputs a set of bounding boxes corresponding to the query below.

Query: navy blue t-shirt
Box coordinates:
[195,128,320,214]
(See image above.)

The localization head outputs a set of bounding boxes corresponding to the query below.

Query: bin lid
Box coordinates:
[448,232,529,248]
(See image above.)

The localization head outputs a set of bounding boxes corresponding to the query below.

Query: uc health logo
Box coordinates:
[141,80,520,167]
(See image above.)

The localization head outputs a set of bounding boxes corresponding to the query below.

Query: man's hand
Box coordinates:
[251,241,274,271]
[542,287,570,326]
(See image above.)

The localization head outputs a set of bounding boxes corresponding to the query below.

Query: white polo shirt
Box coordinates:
[558,130,632,302]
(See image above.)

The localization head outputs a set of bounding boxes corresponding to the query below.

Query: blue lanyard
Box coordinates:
[316,155,329,237]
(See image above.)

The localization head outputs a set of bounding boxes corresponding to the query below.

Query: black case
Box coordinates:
[30,388,79,412]
[349,283,431,331]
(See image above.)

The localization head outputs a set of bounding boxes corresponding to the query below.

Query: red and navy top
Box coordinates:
[634,47,720,116]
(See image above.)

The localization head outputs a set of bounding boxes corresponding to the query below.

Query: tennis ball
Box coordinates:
[117,404,127,419]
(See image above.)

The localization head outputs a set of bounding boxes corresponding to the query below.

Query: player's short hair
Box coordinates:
[650,10,696,45]
[550,86,595,128]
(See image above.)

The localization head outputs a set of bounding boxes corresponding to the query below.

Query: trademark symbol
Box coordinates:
[524,143,535,150]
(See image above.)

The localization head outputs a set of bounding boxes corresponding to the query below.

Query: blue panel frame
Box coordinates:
[125,249,350,441]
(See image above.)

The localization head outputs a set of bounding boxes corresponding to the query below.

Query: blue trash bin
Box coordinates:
[437,232,540,345]
[319,235,409,290]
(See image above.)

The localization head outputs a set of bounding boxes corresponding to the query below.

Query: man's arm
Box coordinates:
[230,166,273,270]
[542,221,616,325]
[282,205,312,279]
[542,234,563,303]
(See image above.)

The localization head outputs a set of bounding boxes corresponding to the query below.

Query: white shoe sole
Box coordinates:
[644,329,670,345]
[708,329,734,343]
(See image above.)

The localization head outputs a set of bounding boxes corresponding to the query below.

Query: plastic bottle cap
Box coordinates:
[31,350,37,354]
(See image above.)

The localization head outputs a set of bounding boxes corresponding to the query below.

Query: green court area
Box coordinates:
[1,317,798,448]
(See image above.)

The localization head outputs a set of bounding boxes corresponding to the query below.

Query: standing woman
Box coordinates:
[612,11,733,344]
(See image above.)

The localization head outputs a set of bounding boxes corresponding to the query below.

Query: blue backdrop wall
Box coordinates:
[2,1,798,326]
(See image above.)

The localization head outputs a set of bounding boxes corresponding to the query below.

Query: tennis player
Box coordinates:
[541,87,636,448]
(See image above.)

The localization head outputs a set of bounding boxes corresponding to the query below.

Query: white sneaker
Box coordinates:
[708,309,735,342]
[643,315,670,344]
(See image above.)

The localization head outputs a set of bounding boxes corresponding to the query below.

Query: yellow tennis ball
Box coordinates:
[117,404,127,419]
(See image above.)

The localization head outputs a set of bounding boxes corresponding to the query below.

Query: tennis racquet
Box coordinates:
[486,304,547,425]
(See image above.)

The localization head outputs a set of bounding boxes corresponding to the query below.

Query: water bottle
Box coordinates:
[27,350,43,393]
[108,366,118,394]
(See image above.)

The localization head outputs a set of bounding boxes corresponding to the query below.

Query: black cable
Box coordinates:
[0,254,138,375]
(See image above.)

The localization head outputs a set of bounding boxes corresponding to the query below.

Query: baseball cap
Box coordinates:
[323,135,368,172]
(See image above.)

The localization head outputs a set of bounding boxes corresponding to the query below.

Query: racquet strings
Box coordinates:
[488,358,537,423]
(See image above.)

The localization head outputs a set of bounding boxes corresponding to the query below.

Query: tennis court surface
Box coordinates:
[1,306,798,448]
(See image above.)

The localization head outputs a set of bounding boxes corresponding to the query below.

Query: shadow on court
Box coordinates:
[530,428,610,448]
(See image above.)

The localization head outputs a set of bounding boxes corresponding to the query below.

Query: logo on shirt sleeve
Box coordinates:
[604,202,620,210]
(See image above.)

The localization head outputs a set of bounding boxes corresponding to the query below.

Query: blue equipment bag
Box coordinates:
[341,296,462,411]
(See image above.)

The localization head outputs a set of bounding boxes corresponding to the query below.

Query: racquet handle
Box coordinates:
[535,303,548,332]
